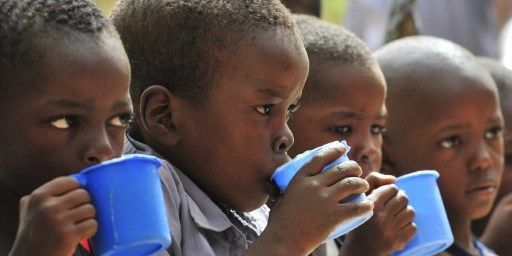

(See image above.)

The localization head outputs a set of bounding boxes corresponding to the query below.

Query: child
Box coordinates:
[0,0,132,255]
[289,15,416,256]
[112,0,373,255]
[472,57,512,256]
[375,36,503,256]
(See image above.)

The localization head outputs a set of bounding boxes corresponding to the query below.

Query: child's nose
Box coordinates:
[348,136,380,169]
[83,131,116,164]
[468,143,494,172]
[272,124,294,154]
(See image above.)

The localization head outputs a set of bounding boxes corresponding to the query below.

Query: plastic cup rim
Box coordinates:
[395,237,453,256]
[396,170,439,181]
[75,154,161,177]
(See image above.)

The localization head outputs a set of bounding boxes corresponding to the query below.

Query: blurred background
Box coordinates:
[93,0,512,69]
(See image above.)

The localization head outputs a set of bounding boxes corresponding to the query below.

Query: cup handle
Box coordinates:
[71,173,87,187]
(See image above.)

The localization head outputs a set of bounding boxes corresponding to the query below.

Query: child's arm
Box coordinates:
[480,193,512,256]
[339,173,416,256]
[245,142,373,255]
[8,177,97,256]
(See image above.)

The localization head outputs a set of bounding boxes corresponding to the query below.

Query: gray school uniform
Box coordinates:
[124,136,269,256]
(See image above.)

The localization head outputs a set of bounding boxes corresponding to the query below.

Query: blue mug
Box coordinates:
[271,141,373,240]
[72,154,171,256]
[393,170,453,256]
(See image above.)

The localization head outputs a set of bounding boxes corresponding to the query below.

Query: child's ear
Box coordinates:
[139,85,181,146]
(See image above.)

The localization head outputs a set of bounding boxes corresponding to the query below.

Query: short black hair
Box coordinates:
[111,0,299,105]
[0,0,115,98]
[477,57,512,101]
[294,14,374,68]
[374,36,488,93]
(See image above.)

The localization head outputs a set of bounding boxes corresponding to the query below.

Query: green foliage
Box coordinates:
[321,0,347,24]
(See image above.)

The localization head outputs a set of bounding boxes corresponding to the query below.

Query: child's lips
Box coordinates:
[266,179,280,200]
[465,181,497,198]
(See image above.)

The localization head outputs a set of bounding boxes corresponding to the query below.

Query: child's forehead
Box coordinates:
[392,78,499,128]
[228,28,305,62]
[11,32,129,99]
[208,28,307,107]
[383,48,495,98]
[217,28,308,80]
[41,32,127,72]
[304,61,385,100]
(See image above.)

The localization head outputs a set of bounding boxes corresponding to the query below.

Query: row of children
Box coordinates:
[0,0,510,256]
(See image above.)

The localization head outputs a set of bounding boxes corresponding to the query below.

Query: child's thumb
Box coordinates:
[297,141,347,177]
[365,172,396,193]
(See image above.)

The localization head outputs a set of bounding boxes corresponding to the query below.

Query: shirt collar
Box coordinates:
[124,135,233,232]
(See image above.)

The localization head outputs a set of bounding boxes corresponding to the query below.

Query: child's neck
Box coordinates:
[0,181,22,253]
[450,214,479,255]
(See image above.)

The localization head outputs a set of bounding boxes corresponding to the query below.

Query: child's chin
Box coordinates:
[470,202,495,220]
[238,196,269,212]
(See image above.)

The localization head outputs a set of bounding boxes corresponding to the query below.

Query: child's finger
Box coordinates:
[394,205,415,229]
[296,141,348,177]
[367,184,399,208]
[397,222,417,244]
[320,161,363,186]
[75,219,98,240]
[335,200,374,222]
[328,176,370,201]
[31,176,80,197]
[384,190,409,216]
[66,204,96,224]
[60,188,91,210]
[365,172,396,193]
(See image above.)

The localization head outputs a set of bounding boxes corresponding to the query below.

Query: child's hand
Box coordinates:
[9,177,97,256]
[480,193,512,256]
[248,142,373,256]
[365,172,396,194]
[341,179,416,256]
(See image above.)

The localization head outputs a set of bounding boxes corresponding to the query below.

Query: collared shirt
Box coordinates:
[124,136,269,256]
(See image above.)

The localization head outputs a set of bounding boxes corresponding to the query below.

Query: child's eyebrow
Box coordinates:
[487,116,504,125]
[112,99,133,111]
[376,112,388,120]
[255,86,283,98]
[331,110,387,120]
[44,99,89,109]
[436,123,471,134]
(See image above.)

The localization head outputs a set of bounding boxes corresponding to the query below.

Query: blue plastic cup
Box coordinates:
[393,170,453,256]
[71,154,171,256]
[271,141,373,240]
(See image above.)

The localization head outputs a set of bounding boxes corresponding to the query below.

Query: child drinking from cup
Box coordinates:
[376,36,503,256]
[289,14,416,256]
[112,0,374,254]
[472,57,512,256]
[0,0,132,255]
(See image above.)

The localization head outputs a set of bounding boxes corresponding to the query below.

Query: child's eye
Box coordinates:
[109,114,133,128]
[485,126,503,140]
[255,105,274,115]
[439,136,462,148]
[331,125,352,135]
[371,125,386,135]
[285,104,300,120]
[50,116,79,130]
